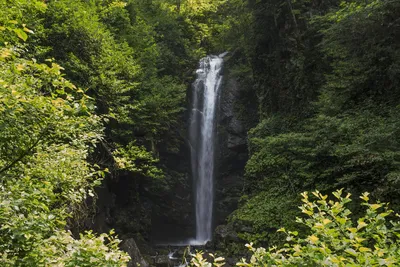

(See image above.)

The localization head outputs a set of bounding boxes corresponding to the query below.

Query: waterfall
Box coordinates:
[189,53,225,245]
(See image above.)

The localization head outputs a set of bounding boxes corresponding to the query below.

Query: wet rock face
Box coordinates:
[121,238,149,267]
[219,77,247,153]
[214,68,249,227]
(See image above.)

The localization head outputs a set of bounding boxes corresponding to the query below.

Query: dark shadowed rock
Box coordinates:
[155,255,173,267]
[215,67,250,227]
[121,238,149,267]
[215,224,239,242]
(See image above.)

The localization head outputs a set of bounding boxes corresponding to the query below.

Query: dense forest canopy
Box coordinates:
[1,0,400,266]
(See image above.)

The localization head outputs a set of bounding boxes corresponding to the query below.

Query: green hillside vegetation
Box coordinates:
[216,0,400,252]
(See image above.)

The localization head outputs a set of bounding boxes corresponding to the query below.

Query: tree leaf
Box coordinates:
[13,28,28,41]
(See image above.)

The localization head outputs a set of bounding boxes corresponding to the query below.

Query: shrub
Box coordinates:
[192,190,400,266]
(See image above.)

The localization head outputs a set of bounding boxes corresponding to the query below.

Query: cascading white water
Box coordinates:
[189,53,225,245]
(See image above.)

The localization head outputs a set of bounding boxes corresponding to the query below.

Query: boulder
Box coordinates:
[214,224,239,243]
[121,238,149,267]
[155,255,173,267]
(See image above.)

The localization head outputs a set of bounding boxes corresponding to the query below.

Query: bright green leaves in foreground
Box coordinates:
[35,230,130,266]
[238,190,400,266]
[194,190,400,266]
[0,21,129,266]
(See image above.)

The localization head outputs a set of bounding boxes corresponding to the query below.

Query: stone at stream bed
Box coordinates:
[121,238,149,267]
[214,224,240,242]
[155,255,173,267]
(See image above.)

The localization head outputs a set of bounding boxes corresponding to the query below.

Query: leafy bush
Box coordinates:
[193,190,400,266]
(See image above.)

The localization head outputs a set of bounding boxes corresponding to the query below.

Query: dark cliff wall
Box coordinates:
[214,55,258,228]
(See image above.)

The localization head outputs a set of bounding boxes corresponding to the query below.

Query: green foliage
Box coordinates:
[195,190,400,266]
[230,191,299,245]
[190,251,225,267]
[238,190,400,266]
[37,0,224,176]
[317,0,400,115]
[113,142,163,178]
[237,108,400,244]
[1,0,232,264]
[0,15,128,266]
[224,0,400,247]
[35,230,130,266]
